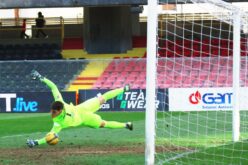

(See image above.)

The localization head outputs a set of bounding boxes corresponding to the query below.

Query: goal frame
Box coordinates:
[145,1,242,164]
[145,0,157,164]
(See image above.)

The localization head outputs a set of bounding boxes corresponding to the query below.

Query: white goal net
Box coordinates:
[146,0,248,164]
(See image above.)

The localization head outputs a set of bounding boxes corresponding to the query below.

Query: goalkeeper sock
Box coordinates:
[104,121,126,129]
[102,88,124,101]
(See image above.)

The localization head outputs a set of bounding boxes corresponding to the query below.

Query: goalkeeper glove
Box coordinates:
[30,70,43,80]
[124,84,130,92]
[26,139,38,148]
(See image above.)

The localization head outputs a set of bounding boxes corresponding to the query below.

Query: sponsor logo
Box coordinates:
[100,103,110,109]
[117,91,159,109]
[188,91,233,110]
[0,94,38,112]
[189,91,201,104]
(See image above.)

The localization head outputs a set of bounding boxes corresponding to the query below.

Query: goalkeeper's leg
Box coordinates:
[83,113,133,130]
[101,121,133,131]
[76,85,130,113]
[100,85,129,103]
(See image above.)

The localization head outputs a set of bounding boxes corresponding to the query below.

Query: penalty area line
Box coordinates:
[165,140,248,163]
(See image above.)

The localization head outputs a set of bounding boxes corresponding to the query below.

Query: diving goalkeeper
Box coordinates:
[26,70,133,148]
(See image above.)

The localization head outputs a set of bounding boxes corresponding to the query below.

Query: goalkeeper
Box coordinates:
[27,70,133,148]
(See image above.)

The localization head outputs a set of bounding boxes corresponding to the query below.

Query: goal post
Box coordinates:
[145,0,248,164]
[145,0,157,164]
[232,9,241,142]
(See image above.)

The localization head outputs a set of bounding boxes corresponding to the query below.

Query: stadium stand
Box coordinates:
[62,37,84,49]
[157,39,248,58]
[61,36,147,59]
[91,56,240,89]
[0,60,88,92]
[2,34,244,91]
[0,43,62,60]
[132,36,147,48]
[67,60,110,90]
[93,59,146,89]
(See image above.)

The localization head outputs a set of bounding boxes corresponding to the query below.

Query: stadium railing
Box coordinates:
[0,17,64,40]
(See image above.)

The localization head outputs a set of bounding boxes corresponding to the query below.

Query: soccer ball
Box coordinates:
[45,132,59,145]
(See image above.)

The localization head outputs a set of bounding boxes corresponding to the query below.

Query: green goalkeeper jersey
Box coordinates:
[37,78,88,145]
[36,78,126,145]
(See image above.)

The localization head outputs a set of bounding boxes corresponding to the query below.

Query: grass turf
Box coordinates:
[0,112,145,165]
[0,112,247,165]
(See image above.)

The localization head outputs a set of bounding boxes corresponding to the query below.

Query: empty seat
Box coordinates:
[0,43,62,61]
[0,60,88,92]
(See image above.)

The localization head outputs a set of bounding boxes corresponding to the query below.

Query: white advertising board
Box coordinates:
[169,87,248,111]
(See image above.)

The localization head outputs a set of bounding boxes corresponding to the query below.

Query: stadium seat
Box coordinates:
[0,60,88,92]
[92,54,248,89]
[102,81,113,89]
[113,81,124,88]
[0,43,62,61]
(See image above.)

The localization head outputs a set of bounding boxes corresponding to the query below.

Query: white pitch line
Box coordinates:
[0,132,44,139]
[165,140,248,163]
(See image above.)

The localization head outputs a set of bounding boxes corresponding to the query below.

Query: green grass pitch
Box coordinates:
[0,112,145,165]
[0,112,247,165]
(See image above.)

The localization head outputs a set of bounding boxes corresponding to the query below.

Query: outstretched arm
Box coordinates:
[30,70,63,102]
[27,122,62,147]
[41,78,63,102]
